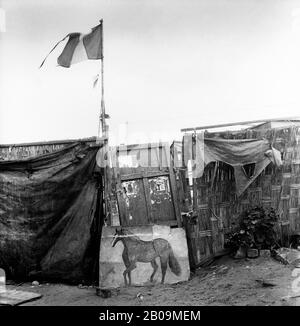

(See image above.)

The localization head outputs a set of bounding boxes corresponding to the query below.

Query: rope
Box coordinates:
[39,34,70,68]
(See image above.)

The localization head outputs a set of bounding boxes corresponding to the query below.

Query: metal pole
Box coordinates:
[180,117,300,132]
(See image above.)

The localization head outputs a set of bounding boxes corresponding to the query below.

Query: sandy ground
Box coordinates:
[7,255,300,306]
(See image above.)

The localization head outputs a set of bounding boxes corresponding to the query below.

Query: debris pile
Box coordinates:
[272,248,300,267]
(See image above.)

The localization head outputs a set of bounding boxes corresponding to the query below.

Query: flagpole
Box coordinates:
[99,19,109,226]
[99,19,106,138]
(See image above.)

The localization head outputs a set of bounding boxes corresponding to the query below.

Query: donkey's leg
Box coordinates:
[123,264,134,287]
[150,259,158,283]
[128,271,132,286]
[123,270,128,286]
[126,261,137,286]
[122,251,131,287]
[160,257,168,284]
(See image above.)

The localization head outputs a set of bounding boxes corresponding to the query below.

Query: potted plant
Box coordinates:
[225,206,279,258]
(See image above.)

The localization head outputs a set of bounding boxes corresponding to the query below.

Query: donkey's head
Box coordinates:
[111,228,125,247]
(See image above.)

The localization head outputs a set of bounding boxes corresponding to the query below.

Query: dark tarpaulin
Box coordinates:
[0,142,102,283]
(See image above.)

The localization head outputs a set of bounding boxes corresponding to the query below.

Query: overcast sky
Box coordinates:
[1,0,300,145]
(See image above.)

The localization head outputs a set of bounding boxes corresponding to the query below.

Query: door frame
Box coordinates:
[111,142,182,227]
[116,170,182,227]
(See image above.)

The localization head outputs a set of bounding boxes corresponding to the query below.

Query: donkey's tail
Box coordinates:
[168,248,181,276]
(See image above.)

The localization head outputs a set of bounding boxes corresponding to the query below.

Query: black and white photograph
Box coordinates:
[1,0,300,314]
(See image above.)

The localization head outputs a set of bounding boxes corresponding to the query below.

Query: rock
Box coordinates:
[255,279,276,287]
[247,249,259,258]
[78,284,88,289]
[273,248,300,266]
[136,293,144,300]
[31,281,39,286]
[272,250,289,265]
[260,249,271,258]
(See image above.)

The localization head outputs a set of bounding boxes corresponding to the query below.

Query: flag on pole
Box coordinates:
[40,22,103,68]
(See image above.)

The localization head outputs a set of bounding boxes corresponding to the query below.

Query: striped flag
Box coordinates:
[40,21,103,68]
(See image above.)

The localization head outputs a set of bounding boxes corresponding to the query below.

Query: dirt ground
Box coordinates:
[8,255,300,306]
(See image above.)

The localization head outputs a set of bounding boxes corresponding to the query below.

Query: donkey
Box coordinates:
[111,228,181,286]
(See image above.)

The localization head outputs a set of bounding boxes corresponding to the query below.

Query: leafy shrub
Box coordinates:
[225,206,279,252]
[225,229,254,252]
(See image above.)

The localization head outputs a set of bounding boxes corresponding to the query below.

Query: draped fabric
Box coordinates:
[183,134,282,196]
